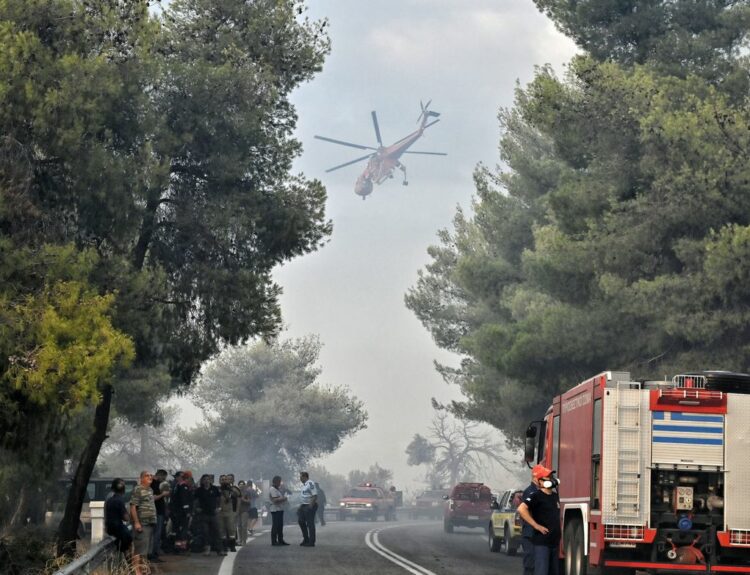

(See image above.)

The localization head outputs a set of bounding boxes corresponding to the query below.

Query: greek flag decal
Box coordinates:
[651,411,724,446]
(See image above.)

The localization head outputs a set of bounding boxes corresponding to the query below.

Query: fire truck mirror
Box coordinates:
[524,424,537,462]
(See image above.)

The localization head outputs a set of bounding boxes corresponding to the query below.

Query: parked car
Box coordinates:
[443,482,493,533]
[412,489,449,520]
[489,488,523,555]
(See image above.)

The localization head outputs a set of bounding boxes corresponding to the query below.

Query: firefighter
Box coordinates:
[520,466,541,575]
[517,465,561,575]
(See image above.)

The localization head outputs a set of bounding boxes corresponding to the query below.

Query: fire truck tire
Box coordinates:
[504,525,517,556]
[602,565,633,575]
[573,521,587,575]
[443,518,454,534]
[564,519,586,575]
[489,527,502,552]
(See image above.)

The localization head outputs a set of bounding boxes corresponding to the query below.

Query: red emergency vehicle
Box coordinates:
[525,370,750,575]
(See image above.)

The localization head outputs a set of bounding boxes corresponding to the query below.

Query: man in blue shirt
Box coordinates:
[518,465,561,575]
[105,478,133,554]
[298,471,318,547]
[520,468,540,575]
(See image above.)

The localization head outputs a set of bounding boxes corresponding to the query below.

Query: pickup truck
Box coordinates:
[411,489,448,520]
[443,482,493,533]
[489,488,523,555]
[338,483,397,521]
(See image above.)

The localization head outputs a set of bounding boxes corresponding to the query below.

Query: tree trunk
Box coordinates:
[56,385,113,558]
[7,485,29,529]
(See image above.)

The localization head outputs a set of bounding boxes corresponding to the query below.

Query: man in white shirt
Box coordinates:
[298,471,318,547]
[268,476,289,546]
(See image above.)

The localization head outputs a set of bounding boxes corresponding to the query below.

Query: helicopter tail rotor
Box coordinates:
[417,99,439,124]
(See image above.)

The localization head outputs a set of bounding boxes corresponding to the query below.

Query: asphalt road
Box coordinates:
[158,517,522,575]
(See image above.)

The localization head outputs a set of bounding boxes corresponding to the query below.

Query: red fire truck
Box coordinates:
[524,370,750,575]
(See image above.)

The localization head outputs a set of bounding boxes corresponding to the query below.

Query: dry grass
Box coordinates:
[1,527,149,575]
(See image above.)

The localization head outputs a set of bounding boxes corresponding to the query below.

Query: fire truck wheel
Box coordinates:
[504,525,517,556]
[564,519,587,575]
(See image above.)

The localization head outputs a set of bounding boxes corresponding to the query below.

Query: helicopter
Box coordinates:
[314,101,447,199]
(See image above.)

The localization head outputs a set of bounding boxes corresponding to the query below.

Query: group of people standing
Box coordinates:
[104,468,324,574]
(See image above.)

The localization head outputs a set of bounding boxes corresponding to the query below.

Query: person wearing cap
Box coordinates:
[517,465,561,575]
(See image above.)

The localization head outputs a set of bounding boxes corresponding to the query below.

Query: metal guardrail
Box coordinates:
[52,536,117,575]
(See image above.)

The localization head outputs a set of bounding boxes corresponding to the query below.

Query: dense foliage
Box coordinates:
[407,0,750,443]
[0,0,331,544]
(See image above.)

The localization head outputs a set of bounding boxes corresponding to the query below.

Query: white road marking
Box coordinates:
[218,550,237,575]
[218,530,269,574]
[365,526,438,575]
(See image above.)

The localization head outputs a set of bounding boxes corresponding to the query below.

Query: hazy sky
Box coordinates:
[268,0,578,490]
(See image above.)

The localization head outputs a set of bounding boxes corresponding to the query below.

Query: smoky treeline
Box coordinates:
[98,336,367,485]
[407,0,750,444]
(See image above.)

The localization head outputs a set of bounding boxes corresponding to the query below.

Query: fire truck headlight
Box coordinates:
[365,503,372,507]
[339,502,345,507]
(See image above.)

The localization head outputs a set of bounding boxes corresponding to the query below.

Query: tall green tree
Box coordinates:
[408,2,750,443]
[533,0,750,81]
[0,0,331,553]
[185,336,367,481]
[0,245,134,531]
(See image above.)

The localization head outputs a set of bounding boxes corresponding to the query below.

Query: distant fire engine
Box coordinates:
[338,482,399,522]
[525,371,750,574]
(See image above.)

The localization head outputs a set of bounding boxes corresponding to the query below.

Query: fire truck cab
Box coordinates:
[525,370,750,575]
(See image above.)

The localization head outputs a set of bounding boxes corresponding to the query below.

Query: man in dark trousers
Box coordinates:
[194,474,224,556]
[520,466,541,575]
[517,465,561,575]
[171,471,194,552]
[105,478,133,555]
[268,475,289,546]
[314,482,327,526]
[149,469,170,562]
[298,471,318,547]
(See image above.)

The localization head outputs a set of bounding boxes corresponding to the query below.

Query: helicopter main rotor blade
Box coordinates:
[403,151,447,156]
[325,153,374,173]
[371,111,383,147]
[314,135,376,151]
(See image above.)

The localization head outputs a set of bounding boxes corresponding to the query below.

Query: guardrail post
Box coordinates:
[89,501,105,544]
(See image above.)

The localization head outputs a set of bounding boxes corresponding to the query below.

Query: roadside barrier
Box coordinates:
[52,536,117,575]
